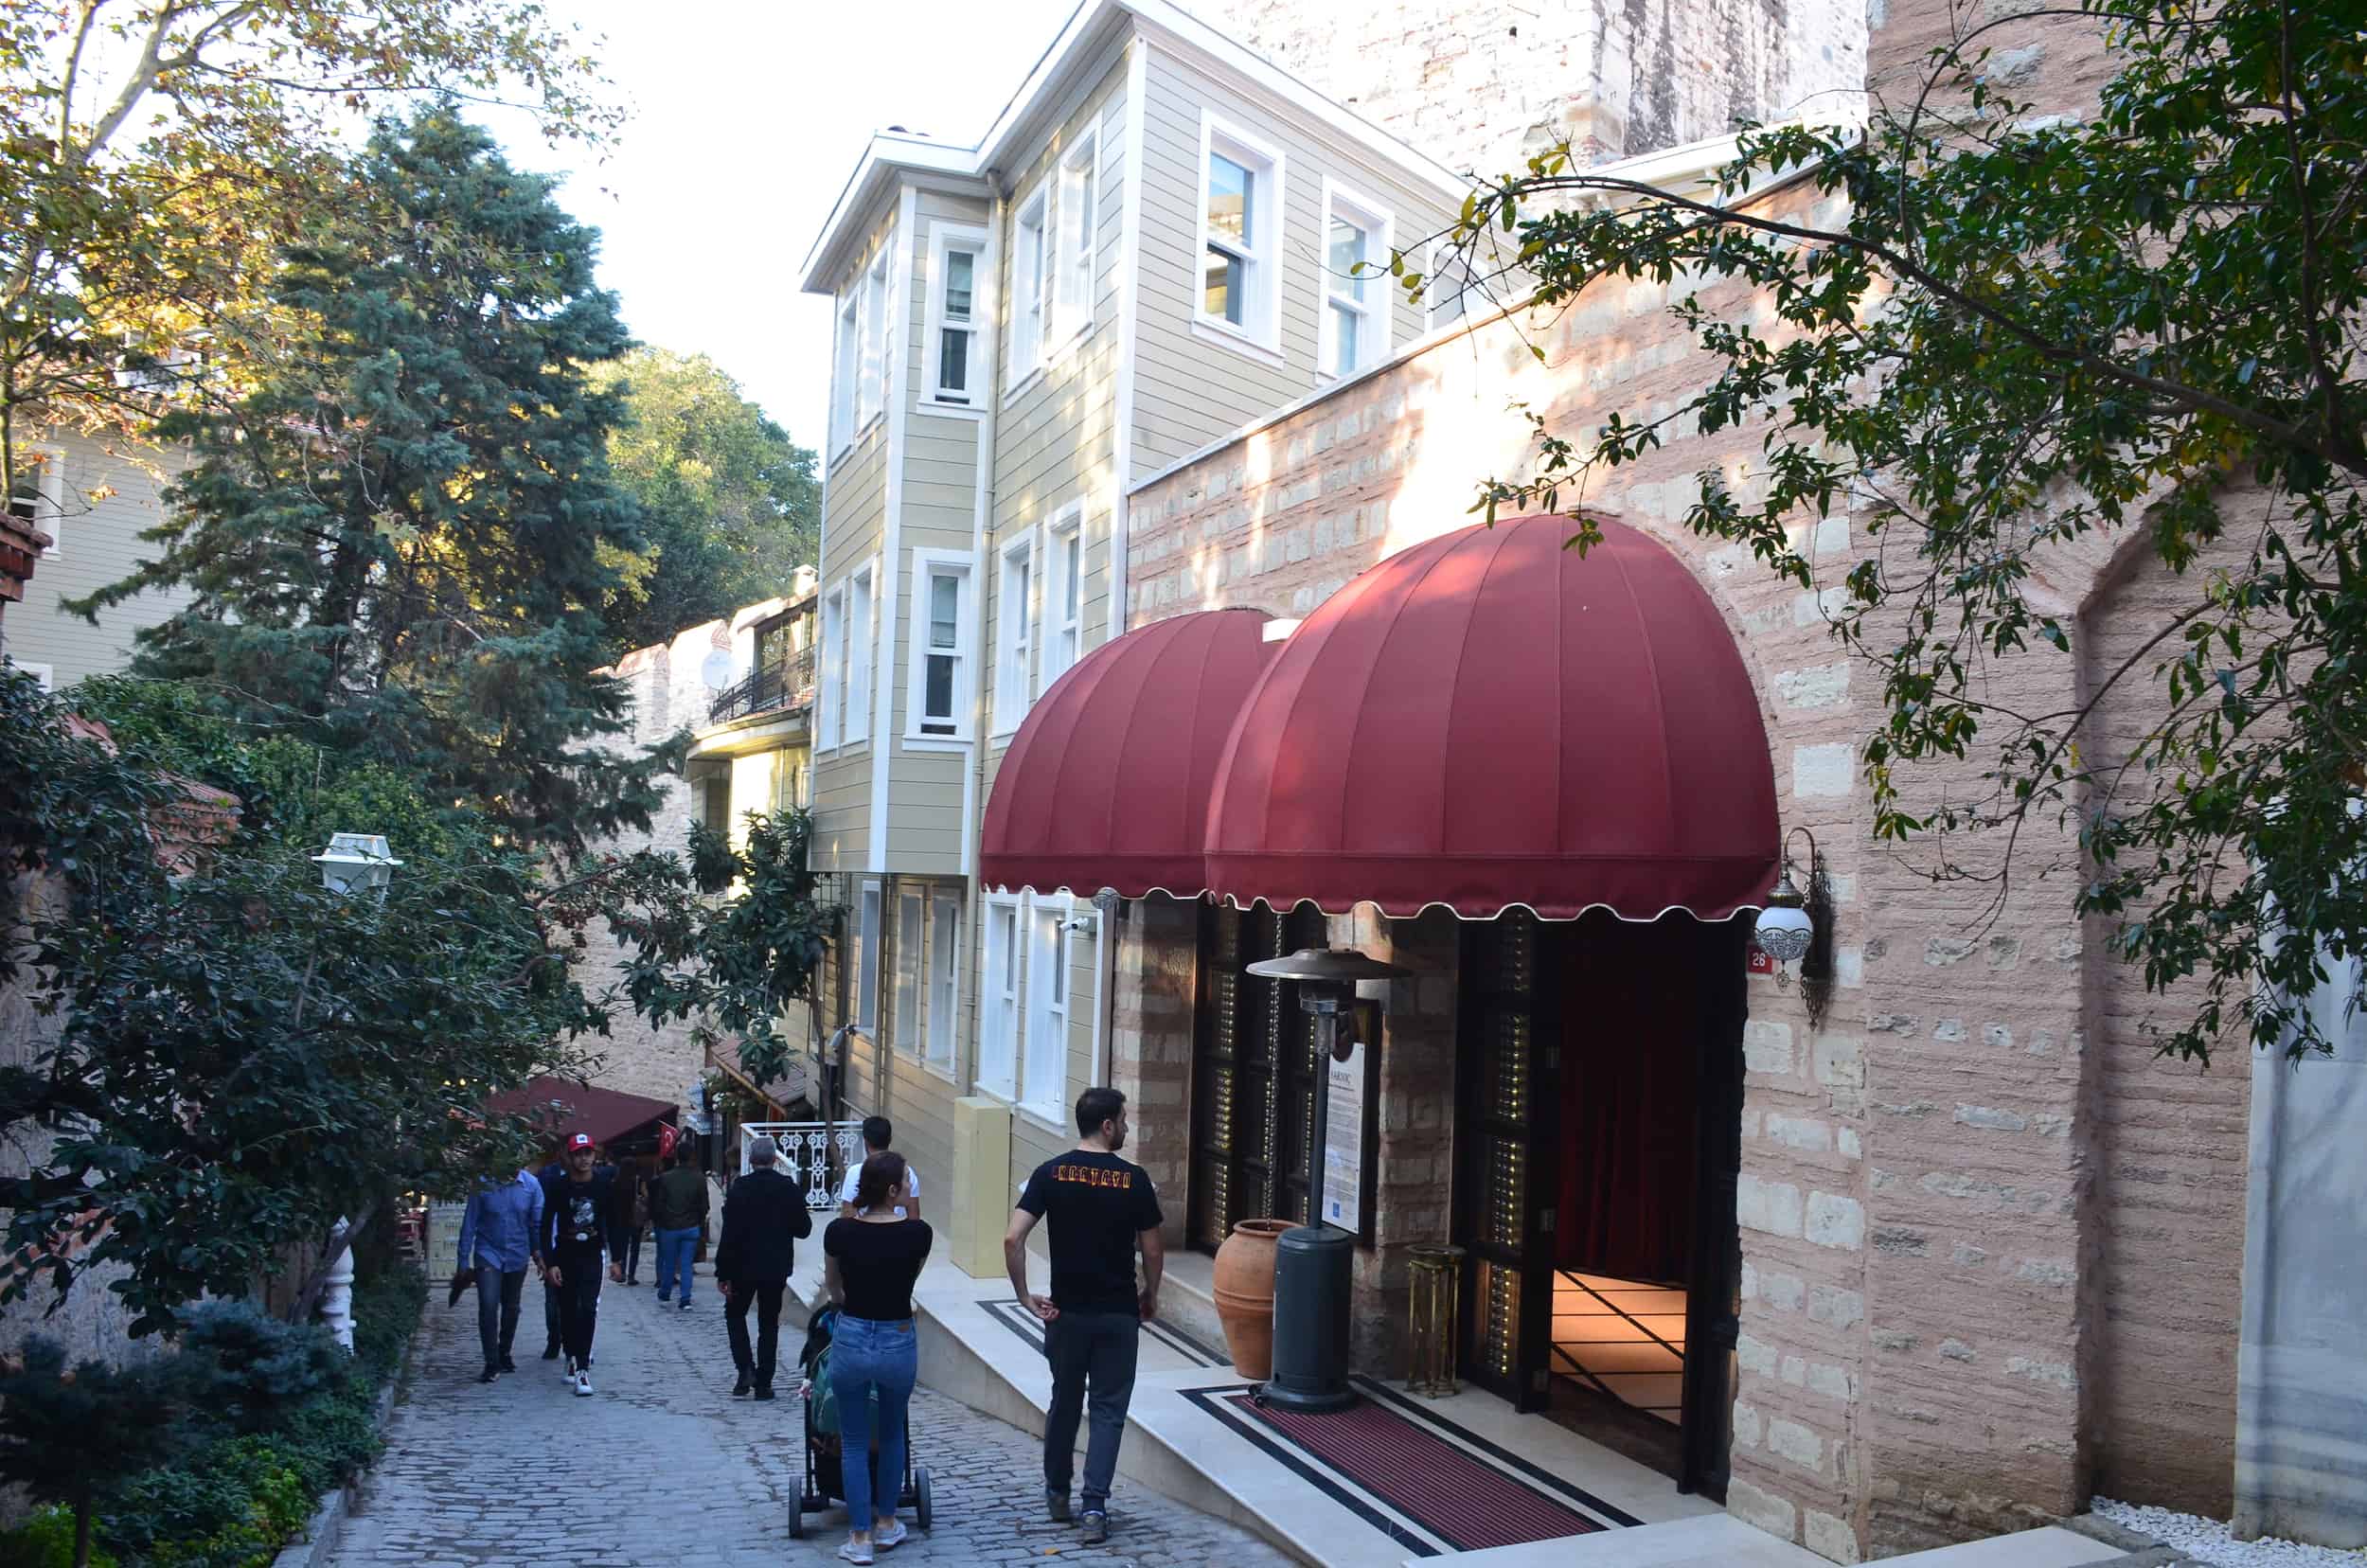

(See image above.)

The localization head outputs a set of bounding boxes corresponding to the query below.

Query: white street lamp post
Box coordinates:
[313,832,400,1350]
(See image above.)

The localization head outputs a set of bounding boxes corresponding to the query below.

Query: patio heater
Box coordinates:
[1242,944,1408,1413]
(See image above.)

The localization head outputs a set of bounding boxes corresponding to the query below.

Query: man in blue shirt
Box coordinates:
[455,1167,543,1382]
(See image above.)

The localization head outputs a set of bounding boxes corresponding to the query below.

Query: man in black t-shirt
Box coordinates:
[1006,1086,1165,1545]
[539,1133,624,1396]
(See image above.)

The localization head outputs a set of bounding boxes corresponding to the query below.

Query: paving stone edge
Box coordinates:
[269,1289,422,1568]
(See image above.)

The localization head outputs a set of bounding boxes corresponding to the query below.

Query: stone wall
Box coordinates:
[577,625,716,1107]
[1213,0,1865,179]
[1121,83,2254,1541]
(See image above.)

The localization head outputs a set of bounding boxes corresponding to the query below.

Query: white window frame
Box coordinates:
[9,443,65,558]
[1194,113,1286,362]
[895,888,924,1057]
[904,547,976,746]
[858,241,892,430]
[990,531,1039,738]
[1008,184,1050,383]
[922,223,990,414]
[816,586,845,750]
[1052,129,1099,350]
[829,291,860,458]
[1041,502,1083,693]
[978,893,1023,1099]
[856,880,882,1036]
[5,660,54,691]
[845,561,876,751]
[1021,893,1070,1121]
[926,893,960,1077]
[1318,178,1395,381]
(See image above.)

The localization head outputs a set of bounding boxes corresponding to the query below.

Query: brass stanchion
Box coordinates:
[1405,1242,1466,1398]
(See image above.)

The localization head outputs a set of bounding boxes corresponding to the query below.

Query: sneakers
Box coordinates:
[1079,1510,1109,1544]
[732,1375,752,1398]
[678,1297,693,1311]
[477,1366,500,1383]
[873,1519,907,1551]
[836,1541,874,1564]
[573,1368,594,1397]
[562,1355,580,1383]
[1045,1491,1073,1523]
[498,1354,517,1374]
[754,1384,776,1401]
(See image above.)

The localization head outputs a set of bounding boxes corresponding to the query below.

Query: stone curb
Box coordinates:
[268,1293,422,1568]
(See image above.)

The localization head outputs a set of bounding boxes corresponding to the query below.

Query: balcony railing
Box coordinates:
[707,645,815,725]
[738,1121,863,1210]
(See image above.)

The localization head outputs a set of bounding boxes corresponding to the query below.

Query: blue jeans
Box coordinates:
[829,1314,917,1530]
[1043,1310,1140,1512]
[653,1226,699,1302]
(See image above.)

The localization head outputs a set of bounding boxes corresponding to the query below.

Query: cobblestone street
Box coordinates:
[331,1269,1296,1568]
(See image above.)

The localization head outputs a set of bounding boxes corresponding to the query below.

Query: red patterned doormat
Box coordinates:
[1201,1381,1621,1554]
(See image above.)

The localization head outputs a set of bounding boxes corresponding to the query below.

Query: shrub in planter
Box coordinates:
[173,1303,345,1436]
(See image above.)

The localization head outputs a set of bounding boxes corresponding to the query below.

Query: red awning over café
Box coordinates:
[482,1077,676,1151]
[982,608,1275,899]
[1203,514,1779,920]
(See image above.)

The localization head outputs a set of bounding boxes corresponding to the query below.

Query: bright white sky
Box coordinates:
[495,0,1078,454]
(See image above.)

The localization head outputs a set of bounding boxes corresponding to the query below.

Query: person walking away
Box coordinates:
[540,1133,624,1395]
[614,1159,649,1284]
[837,1115,921,1220]
[454,1167,543,1382]
[649,1146,707,1309]
[535,1151,567,1361]
[715,1134,812,1400]
[1005,1087,1165,1546]
[824,1152,933,1564]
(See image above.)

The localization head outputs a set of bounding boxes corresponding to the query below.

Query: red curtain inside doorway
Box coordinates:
[1554,917,1701,1283]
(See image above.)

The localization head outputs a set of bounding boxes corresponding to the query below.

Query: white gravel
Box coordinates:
[2093,1499,2367,1568]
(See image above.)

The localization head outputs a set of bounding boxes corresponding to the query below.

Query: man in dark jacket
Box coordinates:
[715,1134,812,1399]
[648,1146,707,1309]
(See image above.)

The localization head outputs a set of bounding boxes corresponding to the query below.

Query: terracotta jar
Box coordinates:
[1212,1219,1292,1380]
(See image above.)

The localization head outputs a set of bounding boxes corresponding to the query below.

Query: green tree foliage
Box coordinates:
[76,106,668,851]
[0,668,593,1332]
[599,809,838,1089]
[593,347,821,654]
[1423,0,2367,1062]
[0,1341,186,1568]
[0,0,618,494]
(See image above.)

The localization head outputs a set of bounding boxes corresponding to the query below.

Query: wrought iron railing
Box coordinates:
[707,644,816,725]
[738,1121,863,1210]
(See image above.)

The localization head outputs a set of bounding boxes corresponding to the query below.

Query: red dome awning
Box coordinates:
[982,608,1275,899]
[1204,514,1778,920]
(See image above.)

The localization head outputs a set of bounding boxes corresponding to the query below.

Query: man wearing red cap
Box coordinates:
[539,1133,625,1396]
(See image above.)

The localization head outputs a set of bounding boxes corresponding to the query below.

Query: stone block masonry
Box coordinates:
[1213,0,1867,180]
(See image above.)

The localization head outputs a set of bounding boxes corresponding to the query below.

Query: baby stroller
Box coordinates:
[788,1305,934,1539]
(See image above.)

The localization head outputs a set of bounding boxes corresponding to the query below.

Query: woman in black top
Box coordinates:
[822,1151,933,1564]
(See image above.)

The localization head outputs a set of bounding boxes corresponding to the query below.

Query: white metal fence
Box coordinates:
[739,1121,862,1210]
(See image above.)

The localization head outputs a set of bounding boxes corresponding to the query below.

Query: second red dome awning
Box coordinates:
[982,608,1275,899]
[1203,514,1779,920]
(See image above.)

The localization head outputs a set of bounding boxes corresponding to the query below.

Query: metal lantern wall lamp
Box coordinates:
[1240,942,1409,1414]
[1753,826,1835,1030]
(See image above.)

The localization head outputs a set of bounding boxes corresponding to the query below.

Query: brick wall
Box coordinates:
[1111,893,1199,1247]
[1122,92,2254,1541]
[1214,0,1865,179]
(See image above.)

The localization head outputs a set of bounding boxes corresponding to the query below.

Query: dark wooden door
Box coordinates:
[1456,911,1559,1410]
[1187,903,1326,1253]
[1677,918,1746,1501]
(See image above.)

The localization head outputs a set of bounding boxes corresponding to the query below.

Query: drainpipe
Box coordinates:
[967,177,1006,1096]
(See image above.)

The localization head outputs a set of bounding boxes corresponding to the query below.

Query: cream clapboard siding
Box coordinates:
[3,431,194,688]
[1130,43,1458,475]
[811,205,901,876]
[884,187,991,876]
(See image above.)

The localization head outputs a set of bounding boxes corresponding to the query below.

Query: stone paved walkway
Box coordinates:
[331,1267,1296,1568]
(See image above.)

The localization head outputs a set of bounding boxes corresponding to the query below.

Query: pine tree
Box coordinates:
[81,107,667,851]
